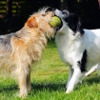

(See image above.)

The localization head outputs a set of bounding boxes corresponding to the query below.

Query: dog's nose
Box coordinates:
[54,9,59,13]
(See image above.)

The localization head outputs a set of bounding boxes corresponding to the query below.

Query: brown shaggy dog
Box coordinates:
[0,8,55,98]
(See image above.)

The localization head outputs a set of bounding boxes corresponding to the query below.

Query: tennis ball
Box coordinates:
[49,16,62,27]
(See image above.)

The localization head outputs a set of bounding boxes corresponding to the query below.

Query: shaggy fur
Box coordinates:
[0,8,55,98]
[54,9,100,94]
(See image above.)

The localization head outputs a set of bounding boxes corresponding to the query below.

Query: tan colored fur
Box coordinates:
[0,8,55,98]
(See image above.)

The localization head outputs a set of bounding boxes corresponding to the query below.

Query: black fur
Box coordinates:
[64,13,84,35]
[78,50,87,72]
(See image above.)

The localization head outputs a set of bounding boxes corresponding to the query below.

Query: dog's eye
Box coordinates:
[62,10,69,18]
[62,11,66,15]
[42,14,46,16]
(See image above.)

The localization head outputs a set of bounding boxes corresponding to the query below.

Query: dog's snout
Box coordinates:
[53,9,63,18]
[54,9,70,19]
[54,9,60,14]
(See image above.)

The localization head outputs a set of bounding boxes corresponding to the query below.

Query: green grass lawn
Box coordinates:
[0,41,100,100]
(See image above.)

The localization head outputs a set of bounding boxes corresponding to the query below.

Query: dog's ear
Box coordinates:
[26,17,38,28]
[66,13,84,34]
[76,17,84,34]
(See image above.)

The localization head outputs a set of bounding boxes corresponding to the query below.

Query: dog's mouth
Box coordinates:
[55,16,63,31]
[53,9,64,31]
[49,15,63,31]
[52,9,69,31]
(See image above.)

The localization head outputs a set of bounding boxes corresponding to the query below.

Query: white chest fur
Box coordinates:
[55,29,100,68]
[55,32,84,66]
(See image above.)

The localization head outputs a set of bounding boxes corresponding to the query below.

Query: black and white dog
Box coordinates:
[54,9,99,94]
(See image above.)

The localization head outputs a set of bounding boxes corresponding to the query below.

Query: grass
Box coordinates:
[0,41,100,100]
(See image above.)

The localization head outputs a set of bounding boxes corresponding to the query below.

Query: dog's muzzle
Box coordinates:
[53,9,63,31]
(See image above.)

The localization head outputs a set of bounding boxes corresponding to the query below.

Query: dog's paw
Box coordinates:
[66,84,75,94]
[14,90,28,98]
[84,73,90,77]
[66,87,74,94]
[66,89,73,94]
[14,92,27,98]
[19,91,27,98]
[79,80,82,84]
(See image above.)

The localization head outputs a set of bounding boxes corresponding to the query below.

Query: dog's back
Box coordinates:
[0,33,15,50]
[83,29,100,68]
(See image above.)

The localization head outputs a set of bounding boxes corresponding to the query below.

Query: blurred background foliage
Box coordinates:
[0,0,100,34]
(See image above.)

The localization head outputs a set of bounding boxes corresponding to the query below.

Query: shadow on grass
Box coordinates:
[84,74,100,85]
[0,82,66,93]
[0,84,18,92]
[31,82,66,92]
[0,76,99,93]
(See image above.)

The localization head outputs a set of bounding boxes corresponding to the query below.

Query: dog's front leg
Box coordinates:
[18,66,28,98]
[27,68,31,92]
[66,67,73,88]
[66,66,82,94]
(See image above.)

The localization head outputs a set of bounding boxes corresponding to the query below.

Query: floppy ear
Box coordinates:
[76,18,84,34]
[26,17,38,28]
[67,13,84,34]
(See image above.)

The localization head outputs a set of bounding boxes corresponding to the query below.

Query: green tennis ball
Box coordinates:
[49,16,62,27]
